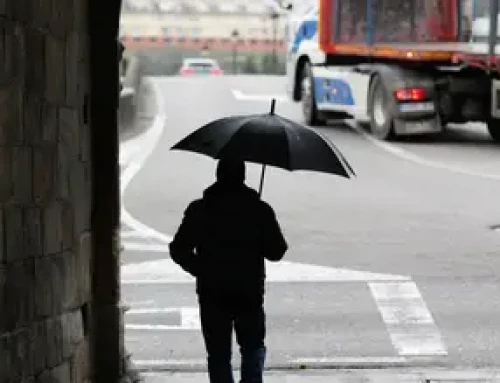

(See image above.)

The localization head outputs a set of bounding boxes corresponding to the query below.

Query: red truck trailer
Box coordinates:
[286,0,500,141]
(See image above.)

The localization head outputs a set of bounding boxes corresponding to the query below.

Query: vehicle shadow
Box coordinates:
[396,124,497,148]
[318,119,363,137]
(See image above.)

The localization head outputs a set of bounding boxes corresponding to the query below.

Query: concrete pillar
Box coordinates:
[88,0,123,382]
[0,0,93,381]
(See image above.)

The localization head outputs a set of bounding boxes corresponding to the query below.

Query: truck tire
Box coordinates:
[301,62,326,126]
[487,119,500,143]
[368,75,395,140]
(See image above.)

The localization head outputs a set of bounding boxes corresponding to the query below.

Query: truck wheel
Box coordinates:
[368,75,395,140]
[487,119,500,143]
[301,62,325,126]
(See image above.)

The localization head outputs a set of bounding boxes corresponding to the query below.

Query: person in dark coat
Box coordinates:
[169,157,288,383]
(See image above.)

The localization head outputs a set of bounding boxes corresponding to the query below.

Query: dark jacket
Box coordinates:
[169,181,288,296]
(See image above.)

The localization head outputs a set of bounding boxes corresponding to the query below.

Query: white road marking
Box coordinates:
[120,230,150,238]
[121,258,409,284]
[138,369,500,381]
[369,282,447,356]
[128,308,182,314]
[122,242,170,252]
[125,299,155,306]
[119,80,447,358]
[132,356,409,368]
[349,122,500,183]
[231,89,290,103]
[181,307,201,329]
[132,359,206,366]
[120,79,173,244]
[126,307,201,330]
[290,356,407,365]
[126,324,197,331]
[122,258,446,355]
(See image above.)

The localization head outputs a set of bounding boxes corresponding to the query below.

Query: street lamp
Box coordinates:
[270,11,279,74]
[201,43,210,56]
[231,29,240,74]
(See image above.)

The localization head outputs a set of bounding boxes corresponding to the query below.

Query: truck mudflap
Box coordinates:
[491,79,500,119]
[393,116,442,135]
[392,98,441,135]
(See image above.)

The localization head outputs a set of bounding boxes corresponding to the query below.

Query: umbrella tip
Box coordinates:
[270,98,276,114]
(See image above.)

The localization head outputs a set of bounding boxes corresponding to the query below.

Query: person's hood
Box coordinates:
[203,181,259,204]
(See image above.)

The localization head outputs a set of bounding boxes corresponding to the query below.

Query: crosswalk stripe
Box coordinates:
[121,230,150,238]
[122,241,170,252]
[369,282,447,356]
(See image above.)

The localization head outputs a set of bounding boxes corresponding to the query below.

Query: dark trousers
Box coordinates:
[198,292,266,383]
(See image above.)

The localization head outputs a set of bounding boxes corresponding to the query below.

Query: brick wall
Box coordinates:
[0,0,92,382]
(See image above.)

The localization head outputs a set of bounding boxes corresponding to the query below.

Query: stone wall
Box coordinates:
[0,0,92,382]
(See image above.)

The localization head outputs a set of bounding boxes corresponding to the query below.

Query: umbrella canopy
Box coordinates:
[171,99,355,194]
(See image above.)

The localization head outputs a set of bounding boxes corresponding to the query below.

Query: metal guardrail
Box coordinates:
[118,55,143,132]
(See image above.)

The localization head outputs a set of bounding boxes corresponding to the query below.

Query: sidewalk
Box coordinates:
[140,369,500,382]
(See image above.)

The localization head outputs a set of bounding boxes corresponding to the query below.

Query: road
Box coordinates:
[120,75,500,372]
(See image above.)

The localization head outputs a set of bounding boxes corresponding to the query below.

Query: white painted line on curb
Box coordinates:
[126,324,182,331]
[369,282,447,356]
[125,299,155,307]
[132,356,409,368]
[126,324,198,331]
[127,308,183,315]
[120,79,173,244]
[290,356,407,365]
[132,359,206,366]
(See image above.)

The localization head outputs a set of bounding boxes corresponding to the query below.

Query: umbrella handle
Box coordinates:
[258,164,266,198]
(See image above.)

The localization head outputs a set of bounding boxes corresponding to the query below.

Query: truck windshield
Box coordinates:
[468,0,500,42]
[472,0,500,18]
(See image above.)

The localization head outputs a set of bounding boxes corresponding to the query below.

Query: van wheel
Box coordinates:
[301,62,326,126]
[368,75,395,140]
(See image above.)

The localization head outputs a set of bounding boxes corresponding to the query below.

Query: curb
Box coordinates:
[138,368,500,382]
[131,356,450,373]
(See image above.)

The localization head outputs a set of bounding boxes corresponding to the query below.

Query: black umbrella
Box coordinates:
[171,99,355,196]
